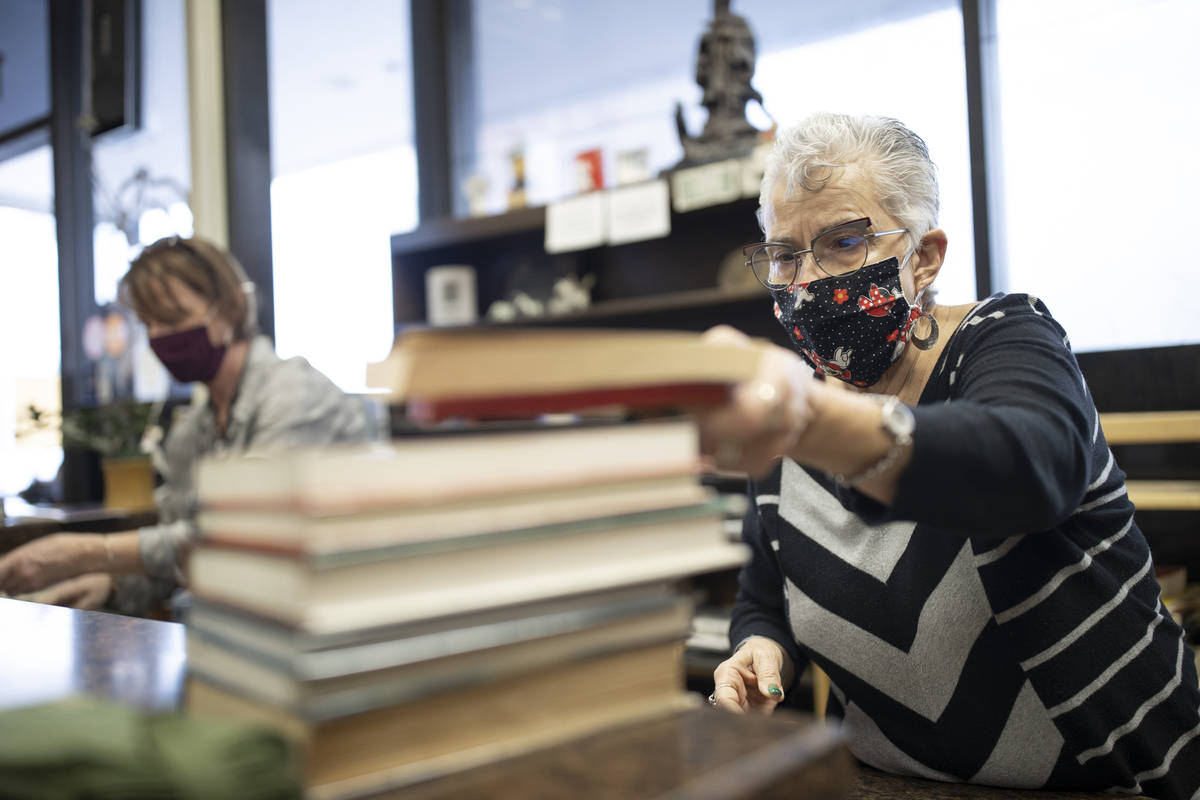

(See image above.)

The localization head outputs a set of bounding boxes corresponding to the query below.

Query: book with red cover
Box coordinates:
[405,382,733,423]
[367,327,766,422]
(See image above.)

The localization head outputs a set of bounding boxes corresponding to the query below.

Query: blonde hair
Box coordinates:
[118,236,258,340]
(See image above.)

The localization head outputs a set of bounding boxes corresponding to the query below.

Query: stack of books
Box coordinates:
[186,328,766,797]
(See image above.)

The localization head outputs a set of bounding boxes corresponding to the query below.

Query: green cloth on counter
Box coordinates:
[0,700,302,800]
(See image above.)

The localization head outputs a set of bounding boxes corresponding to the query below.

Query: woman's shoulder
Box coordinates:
[925,293,1076,398]
[245,338,341,398]
[958,292,1064,323]
[949,292,1072,348]
[247,341,371,432]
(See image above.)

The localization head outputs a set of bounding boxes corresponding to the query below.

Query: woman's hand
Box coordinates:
[692,326,816,476]
[0,534,104,596]
[35,573,114,610]
[711,635,793,715]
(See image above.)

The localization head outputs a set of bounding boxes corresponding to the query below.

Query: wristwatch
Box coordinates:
[833,394,915,487]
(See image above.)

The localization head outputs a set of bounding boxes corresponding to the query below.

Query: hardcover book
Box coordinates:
[189,504,746,633]
[366,326,768,422]
[197,474,708,553]
[188,640,691,792]
[195,418,701,514]
[187,591,693,719]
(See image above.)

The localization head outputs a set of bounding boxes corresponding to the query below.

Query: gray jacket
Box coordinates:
[137,337,375,581]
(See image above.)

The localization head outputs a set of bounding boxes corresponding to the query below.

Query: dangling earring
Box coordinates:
[910,308,939,350]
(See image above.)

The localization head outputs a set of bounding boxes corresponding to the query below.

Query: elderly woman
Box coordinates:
[699,113,1200,799]
[0,236,373,610]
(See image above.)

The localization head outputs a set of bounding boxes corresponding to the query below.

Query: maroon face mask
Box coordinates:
[149,325,227,383]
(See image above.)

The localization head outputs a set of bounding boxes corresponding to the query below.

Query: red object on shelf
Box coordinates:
[575,148,604,192]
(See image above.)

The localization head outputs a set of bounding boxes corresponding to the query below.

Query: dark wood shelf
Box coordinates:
[487,285,766,327]
[391,205,548,255]
[390,195,760,259]
[387,194,775,340]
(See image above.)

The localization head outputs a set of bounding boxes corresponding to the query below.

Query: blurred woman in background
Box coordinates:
[0,236,373,611]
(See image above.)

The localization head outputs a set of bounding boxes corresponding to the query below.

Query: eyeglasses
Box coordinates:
[743,217,909,289]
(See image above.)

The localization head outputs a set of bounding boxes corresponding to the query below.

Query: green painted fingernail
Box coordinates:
[768,685,783,698]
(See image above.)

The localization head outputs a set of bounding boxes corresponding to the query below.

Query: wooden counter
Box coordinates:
[0,596,184,712]
[850,765,1148,800]
[0,597,1151,799]
[378,706,1145,800]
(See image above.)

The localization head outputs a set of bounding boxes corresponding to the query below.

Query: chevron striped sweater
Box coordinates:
[730,293,1200,799]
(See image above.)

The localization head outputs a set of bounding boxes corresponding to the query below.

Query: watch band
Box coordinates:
[833,394,914,487]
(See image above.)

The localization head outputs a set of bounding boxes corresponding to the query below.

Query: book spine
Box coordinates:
[407,383,733,424]
[201,501,722,567]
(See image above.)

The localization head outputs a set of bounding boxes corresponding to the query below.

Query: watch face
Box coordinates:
[886,400,916,438]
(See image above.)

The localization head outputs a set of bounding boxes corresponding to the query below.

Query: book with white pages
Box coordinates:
[196,474,708,554]
[187,590,694,720]
[189,505,747,634]
[195,418,701,515]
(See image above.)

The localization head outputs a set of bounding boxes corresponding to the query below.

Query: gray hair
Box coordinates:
[758,113,940,250]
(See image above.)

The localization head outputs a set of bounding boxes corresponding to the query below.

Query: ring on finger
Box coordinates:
[755,381,787,431]
[708,682,738,707]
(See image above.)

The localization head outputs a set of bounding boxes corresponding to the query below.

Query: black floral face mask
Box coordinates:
[770,255,922,387]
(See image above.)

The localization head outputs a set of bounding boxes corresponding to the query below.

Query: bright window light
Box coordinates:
[270,146,417,393]
[994,0,1200,351]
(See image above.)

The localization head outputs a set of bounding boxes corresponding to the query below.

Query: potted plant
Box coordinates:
[60,400,158,511]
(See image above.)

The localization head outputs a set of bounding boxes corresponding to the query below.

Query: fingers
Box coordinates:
[698,370,812,476]
[750,646,786,704]
[700,325,752,347]
[35,574,111,609]
[692,333,815,476]
[0,552,41,596]
[33,578,82,608]
[710,640,758,712]
[711,637,788,714]
[75,573,113,609]
[710,680,745,713]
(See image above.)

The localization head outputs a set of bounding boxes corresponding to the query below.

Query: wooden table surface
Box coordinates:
[382,706,851,800]
[850,766,1148,800]
[0,596,184,712]
[0,597,1148,800]
[379,705,1145,800]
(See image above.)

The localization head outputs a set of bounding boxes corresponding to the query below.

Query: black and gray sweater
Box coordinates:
[731,293,1200,799]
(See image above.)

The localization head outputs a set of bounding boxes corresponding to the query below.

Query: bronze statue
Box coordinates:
[674,0,767,168]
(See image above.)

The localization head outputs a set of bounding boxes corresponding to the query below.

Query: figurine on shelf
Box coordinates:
[485,291,542,322]
[485,299,518,323]
[673,0,769,168]
[461,172,491,217]
[547,273,596,316]
[507,148,528,211]
[485,273,596,322]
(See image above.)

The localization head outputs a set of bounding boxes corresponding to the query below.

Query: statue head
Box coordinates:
[696,0,758,106]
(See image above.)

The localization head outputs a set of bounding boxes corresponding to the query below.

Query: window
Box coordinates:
[993,0,1200,351]
[90,0,191,403]
[469,0,976,303]
[268,0,416,392]
[749,2,974,304]
[0,145,61,496]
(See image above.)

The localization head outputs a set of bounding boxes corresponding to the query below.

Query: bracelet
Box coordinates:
[833,395,915,487]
